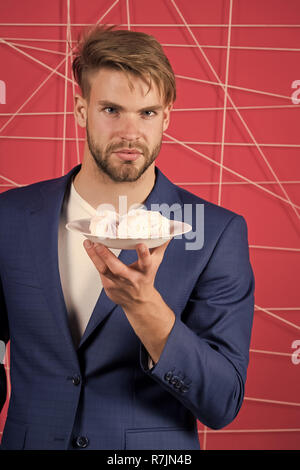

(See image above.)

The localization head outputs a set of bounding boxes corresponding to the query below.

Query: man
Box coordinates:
[0,26,254,450]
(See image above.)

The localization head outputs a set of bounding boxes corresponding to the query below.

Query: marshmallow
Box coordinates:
[89,208,171,239]
[89,210,119,238]
[118,210,170,238]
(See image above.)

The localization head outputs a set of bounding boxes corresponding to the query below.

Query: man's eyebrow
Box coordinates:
[96,100,163,112]
[139,105,163,112]
[97,100,124,110]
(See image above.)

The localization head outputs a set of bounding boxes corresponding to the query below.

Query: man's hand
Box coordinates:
[83,239,175,363]
[83,240,169,307]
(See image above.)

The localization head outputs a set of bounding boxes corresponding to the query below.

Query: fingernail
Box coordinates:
[140,245,147,255]
[85,239,92,248]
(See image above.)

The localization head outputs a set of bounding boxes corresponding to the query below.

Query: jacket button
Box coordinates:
[170,375,180,386]
[174,378,183,389]
[75,436,89,448]
[164,371,173,382]
[171,376,183,389]
[72,375,81,386]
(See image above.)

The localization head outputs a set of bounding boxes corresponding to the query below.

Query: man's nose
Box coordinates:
[118,114,141,141]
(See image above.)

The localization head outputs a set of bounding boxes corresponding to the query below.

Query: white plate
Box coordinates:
[66,218,192,250]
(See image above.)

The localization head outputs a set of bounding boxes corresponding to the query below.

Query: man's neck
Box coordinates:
[73,158,156,215]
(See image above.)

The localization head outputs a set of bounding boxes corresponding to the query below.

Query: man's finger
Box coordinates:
[92,242,131,279]
[150,239,171,258]
[84,240,122,282]
[84,239,107,274]
[136,243,152,272]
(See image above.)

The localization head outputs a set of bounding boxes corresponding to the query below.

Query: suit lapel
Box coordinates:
[26,165,81,362]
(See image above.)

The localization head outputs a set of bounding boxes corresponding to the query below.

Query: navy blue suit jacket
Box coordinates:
[0,164,254,450]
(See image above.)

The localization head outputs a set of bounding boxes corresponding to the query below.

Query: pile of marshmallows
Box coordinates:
[89,208,171,239]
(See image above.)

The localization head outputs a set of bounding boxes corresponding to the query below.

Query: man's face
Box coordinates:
[76,68,172,182]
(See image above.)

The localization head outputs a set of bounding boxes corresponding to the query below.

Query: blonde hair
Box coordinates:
[72,25,176,105]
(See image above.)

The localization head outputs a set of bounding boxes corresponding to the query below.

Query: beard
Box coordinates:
[86,124,162,183]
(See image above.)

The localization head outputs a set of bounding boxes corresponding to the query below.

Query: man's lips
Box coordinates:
[112,149,143,161]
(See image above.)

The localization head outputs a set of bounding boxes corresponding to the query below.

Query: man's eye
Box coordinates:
[142,110,156,118]
[104,107,117,114]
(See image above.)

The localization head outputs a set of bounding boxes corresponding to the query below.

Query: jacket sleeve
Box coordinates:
[140,214,255,429]
[0,275,9,413]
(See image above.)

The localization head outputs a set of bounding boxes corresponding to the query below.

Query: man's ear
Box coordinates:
[74,93,87,128]
[162,103,173,132]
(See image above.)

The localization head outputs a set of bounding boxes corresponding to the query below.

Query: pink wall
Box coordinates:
[0,0,299,450]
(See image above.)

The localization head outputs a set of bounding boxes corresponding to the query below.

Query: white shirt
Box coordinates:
[58,179,121,347]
